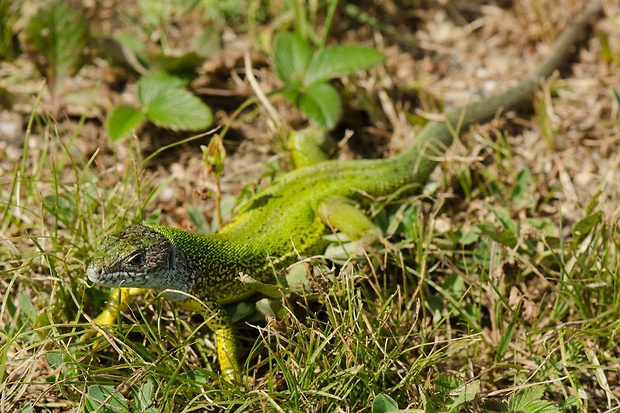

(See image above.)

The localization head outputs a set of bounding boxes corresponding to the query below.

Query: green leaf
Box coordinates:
[496,309,518,361]
[447,380,479,411]
[273,33,312,85]
[492,206,517,232]
[85,385,129,413]
[137,74,188,107]
[510,169,534,209]
[0,0,20,61]
[43,194,77,226]
[107,105,147,142]
[115,31,147,57]
[187,205,209,233]
[181,369,212,385]
[19,402,34,413]
[372,394,399,413]
[192,28,222,57]
[509,387,560,413]
[481,400,510,412]
[585,190,602,216]
[436,374,460,396]
[226,301,257,324]
[283,262,313,294]
[145,88,213,131]
[132,378,157,413]
[458,226,481,245]
[149,51,205,80]
[298,82,341,129]
[239,273,281,299]
[304,46,385,85]
[254,297,285,319]
[478,223,518,248]
[25,1,88,84]
[572,211,602,248]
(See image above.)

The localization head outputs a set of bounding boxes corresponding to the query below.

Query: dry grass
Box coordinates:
[1,0,619,411]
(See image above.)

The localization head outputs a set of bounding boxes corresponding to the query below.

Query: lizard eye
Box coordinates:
[126,252,145,267]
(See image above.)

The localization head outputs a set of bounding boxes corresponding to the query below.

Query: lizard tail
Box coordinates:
[399,0,602,183]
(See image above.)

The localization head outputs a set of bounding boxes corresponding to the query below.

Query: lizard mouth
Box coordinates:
[87,264,152,287]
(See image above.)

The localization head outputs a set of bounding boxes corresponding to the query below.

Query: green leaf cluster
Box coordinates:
[85,380,158,413]
[23,0,88,98]
[107,74,213,142]
[272,33,384,129]
[0,0,20,60]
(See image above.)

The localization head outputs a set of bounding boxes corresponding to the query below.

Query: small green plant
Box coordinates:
[372,393,423,413]
[96,0,220,142]
[106,73,213,142]
[482,386,567,413]
[23,0,89,115]
[0,0,21,61]
[103,27,220,80]
[372,378,479,412]
[271,32,384,129]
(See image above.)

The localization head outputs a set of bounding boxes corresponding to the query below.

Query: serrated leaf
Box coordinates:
[137,74,188,107]
[25,1,88,83]
[304,46,384,85]
[509,387,559,413]
[273,33,312,85]
[436,374,460,396]
[298,82,341,129]
[145,88,212,131]
[107,105,147,142]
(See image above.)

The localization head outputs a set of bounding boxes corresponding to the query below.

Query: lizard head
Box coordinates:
[87,224,196,298]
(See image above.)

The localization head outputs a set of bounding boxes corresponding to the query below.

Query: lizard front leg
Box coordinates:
[182,297,241,383]
[85,287,149,337]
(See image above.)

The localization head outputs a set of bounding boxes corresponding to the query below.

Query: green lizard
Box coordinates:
[86,2,601,383]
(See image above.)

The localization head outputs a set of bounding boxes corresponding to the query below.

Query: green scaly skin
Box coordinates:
[86,2,601,383]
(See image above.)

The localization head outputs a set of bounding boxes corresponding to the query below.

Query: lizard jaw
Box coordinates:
[87,264,153,287]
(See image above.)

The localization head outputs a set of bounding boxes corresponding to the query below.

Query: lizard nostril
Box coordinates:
[86,265,101,282]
